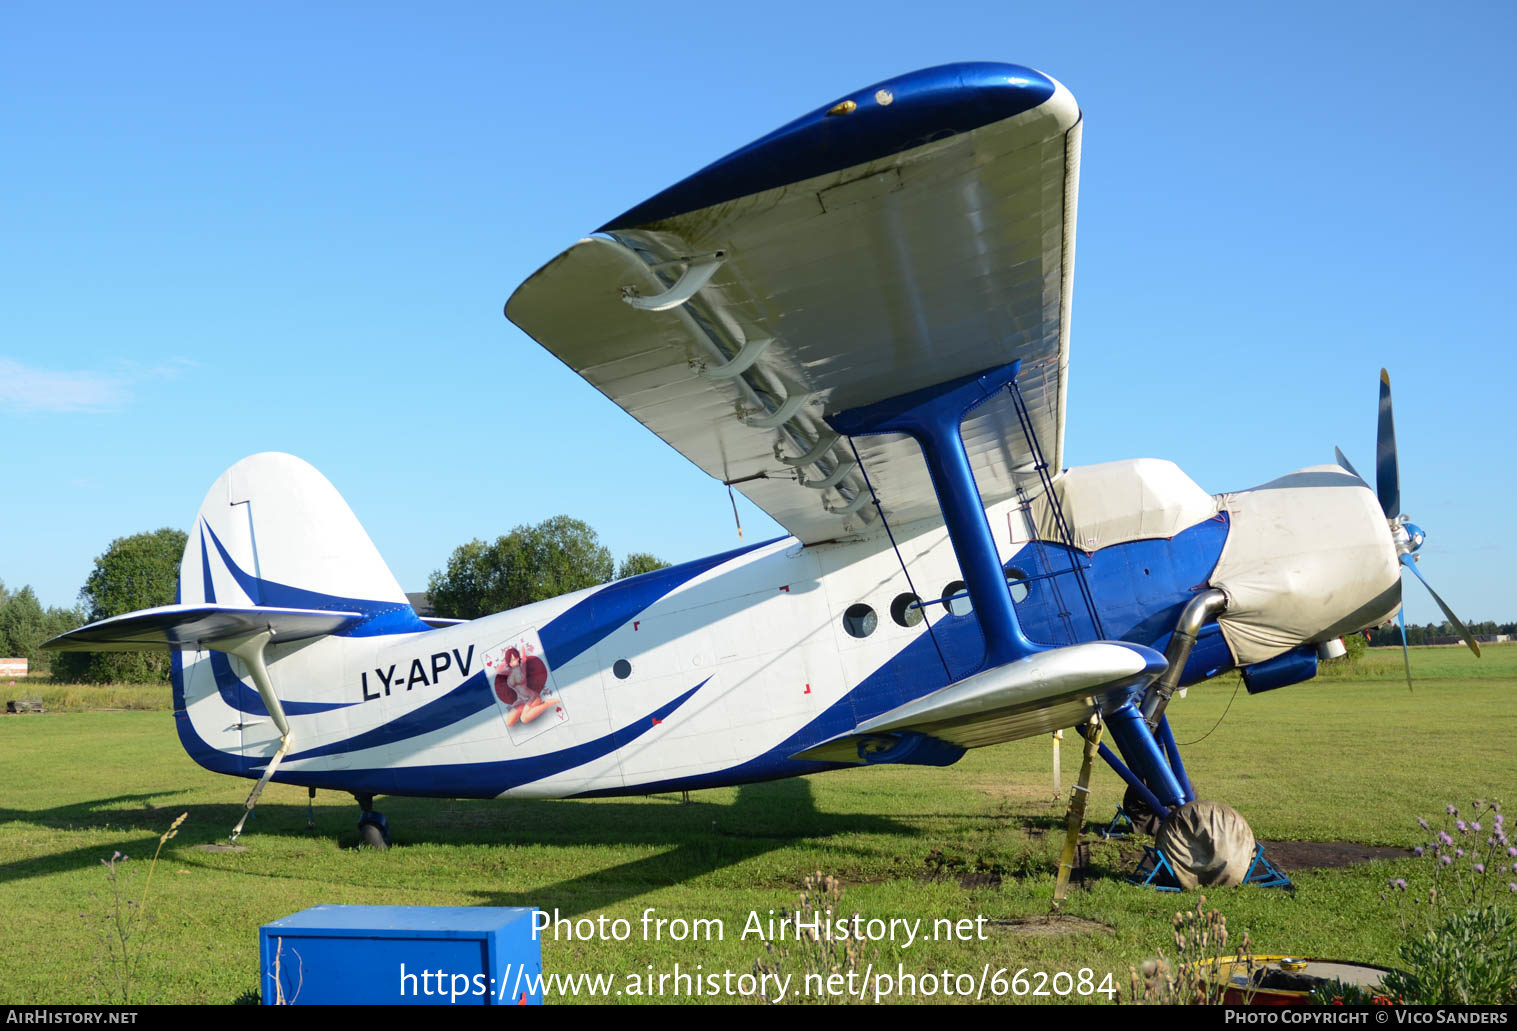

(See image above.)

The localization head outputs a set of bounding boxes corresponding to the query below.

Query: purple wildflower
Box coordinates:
[1474,864,1485,874]
[1473,821,1482,832]
[1414,847,1424,857]
[1457,849,1466,858]
[1441,855,1454,866]
[1440,831,1454,845]
[1448,804,1459,815]
[1458,820,1468,833]
[1418,817,1430,830]
[1394,878,1407,890]
[1508,847,1517,858]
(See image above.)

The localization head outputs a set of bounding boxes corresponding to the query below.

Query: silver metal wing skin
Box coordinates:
[508,63,1082,544]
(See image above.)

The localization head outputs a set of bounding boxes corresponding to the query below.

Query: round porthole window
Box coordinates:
[1006,567,1029,603]
[942,580,972,616]
[890,592,924,628]
[842,603,878,639]
[612,658,632,679]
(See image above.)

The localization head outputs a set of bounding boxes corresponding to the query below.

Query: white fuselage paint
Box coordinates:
[177,460,1398,800]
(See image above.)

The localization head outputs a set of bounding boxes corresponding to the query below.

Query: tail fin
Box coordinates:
[44,453,434,793]
[183,452,427,636]
[46,453,430,652]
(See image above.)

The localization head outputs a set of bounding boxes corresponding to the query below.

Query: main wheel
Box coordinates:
[1155,800,1255,889]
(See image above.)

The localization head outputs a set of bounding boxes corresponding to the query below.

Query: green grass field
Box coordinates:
[1,645,1512,1004]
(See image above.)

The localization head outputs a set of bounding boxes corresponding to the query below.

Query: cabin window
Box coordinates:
[612,658,632,679]
[842,603,878,639]
[890,592,924,628]
[1006,567,1029,603]
[942,580,972,615]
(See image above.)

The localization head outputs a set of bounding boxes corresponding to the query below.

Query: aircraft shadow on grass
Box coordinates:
[0,779,961,916]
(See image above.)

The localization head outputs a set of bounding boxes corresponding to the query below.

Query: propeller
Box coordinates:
[1335,369,1481,690]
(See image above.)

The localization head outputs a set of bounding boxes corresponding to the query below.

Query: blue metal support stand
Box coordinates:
[828,362,1041,670]
[1128,843,1293,892]
[1099,807,1135,840]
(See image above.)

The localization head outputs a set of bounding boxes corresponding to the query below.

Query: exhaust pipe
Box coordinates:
[1139,588,1228,729]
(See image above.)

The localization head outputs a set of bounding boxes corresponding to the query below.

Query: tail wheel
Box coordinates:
[357,810,390,850]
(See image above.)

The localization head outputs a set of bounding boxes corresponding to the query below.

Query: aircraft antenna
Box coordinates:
[727,483,743,540]
[845,435,954,682]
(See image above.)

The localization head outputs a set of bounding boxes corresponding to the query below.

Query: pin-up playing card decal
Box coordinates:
[484,628,568,745]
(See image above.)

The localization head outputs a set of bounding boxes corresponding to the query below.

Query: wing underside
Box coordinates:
[507,63,1083,544]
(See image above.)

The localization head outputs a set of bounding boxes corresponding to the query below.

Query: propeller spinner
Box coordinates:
[1335,370,1481,689]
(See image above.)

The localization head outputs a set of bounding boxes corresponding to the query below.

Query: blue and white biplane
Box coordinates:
[48,63,1478,879]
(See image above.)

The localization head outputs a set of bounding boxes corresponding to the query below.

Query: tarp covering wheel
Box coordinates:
[1156,800,1255,888]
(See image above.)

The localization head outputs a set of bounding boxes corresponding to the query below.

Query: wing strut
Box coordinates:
[221,630,292,843]
[829,361,1040,669]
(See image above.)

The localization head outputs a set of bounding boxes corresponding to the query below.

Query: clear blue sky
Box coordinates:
[3,1,1512,627]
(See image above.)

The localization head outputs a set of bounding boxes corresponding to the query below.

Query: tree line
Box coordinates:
[1367,620,1516,647]
[7,517,668,685]
[13,513,1507,684]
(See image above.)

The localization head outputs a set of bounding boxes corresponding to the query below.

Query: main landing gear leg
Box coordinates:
[1098,701,1258,890]
[355,793,391,850]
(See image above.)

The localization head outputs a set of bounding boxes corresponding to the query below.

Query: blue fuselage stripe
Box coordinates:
[267,679,709,797]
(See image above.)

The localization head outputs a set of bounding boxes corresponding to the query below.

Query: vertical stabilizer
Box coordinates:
[183,452,422,634]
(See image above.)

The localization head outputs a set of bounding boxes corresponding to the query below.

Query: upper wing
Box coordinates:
[507,63,1082,543]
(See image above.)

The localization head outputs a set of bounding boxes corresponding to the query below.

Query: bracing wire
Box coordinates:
[1006,382,1107,640]
[844,435,954,682]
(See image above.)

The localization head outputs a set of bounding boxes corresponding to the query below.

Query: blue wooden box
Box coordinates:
[259,905,541,1005]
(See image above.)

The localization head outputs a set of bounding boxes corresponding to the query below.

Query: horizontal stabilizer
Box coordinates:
[793,641,1165,761]
[44,604,363,652]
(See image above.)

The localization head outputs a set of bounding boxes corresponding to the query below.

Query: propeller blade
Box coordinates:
[1334,446,1365,482]
[1400,553,1481,657]
[1376,369,1400,519]
[1396,607,1412,693]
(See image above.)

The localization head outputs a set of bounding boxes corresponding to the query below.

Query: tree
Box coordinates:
[52,528,187,684]
[0,584,82,676]
[617,552,672,579]
[428,516,616,620]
